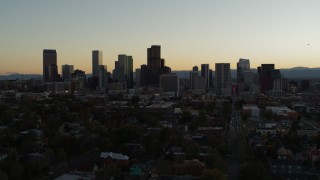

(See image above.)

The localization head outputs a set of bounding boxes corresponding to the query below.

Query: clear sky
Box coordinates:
[0,0,319,75]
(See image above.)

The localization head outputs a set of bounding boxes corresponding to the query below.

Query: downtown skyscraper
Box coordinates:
[237,58,252,92]
[113,54,133,88]
[62,64,74,81]
[147,45,163,85]
[258,64,275,93]
[92,50,103,77]
[140,45,171,87]
[215,63,231,95]
[201,64,210,88]
[43,49,58,82]
[237,58,250,83]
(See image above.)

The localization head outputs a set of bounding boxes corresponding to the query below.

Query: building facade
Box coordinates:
[215,63,231,96]
[62,64,74,81]
[113,54,133,89]
[43,49,58,82]
[160,74,180,97]
[201,64,210,88]
[92,50,103,77]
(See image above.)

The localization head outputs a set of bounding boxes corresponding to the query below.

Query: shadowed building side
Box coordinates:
[43,49,57,82]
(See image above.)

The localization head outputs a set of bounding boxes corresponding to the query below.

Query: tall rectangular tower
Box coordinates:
[237,58,250,83]
[260,64,275,93]
[92,50,103,77]
[215,63,231,95]
[43,49,57,82]
[62,64,74,81]
[147,45,161,71]
[147,45,162,85]
[160,74,180,97]
[201,64,210,88]
[99,65,108,89]
[113,54,134,88]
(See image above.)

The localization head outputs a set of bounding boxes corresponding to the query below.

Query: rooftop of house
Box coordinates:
[100,152,129,160]
[266,106,296,115]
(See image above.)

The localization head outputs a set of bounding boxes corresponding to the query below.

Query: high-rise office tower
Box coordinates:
[135,68,141,87]
[193,76,207,93]
[113,54,133,88]
[71,69,87,90]
[243,71,254,86]
[147,45,161,71]
[209,69,214,88]
[259,64,275,93]
[140,64,149,87]
[142,45,171,86]
[99,65,108,89]
[43,49,58,82]
[215,63,231,95]
[72,69,86,78]
[237,59,250,83]
[126,56,133,88]
[92,50,103,77]
[147,45,163,85]
[190,67,198,90]
[62,64,74,81]
[193,66,199,72]
[237,58,251,92]
[160,74,180,97]
[201,64,210,88]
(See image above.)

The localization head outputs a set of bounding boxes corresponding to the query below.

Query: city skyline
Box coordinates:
[1,1,320,74]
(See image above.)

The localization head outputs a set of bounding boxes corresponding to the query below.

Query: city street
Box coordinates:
[228,105,240,180]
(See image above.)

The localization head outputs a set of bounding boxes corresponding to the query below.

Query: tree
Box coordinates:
[262,110,273,120]
[0,171,8,180]
[240,161,271,180]
[198,110,207,122]
[131,95,140,105]
[206,101,216,113]
[97,164,122,180]
[181,111,192,123]
[9,161,24,179]
[112,124,141,145]
[241,112,250,122]
[185,143,200,159]
[205,149,227,171]
[0,108,14,125]
[159,128,172,144]
[201,169,226,180]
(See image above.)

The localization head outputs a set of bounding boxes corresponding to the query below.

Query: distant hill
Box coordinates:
[279,67,320,79]
[0,73,42,80]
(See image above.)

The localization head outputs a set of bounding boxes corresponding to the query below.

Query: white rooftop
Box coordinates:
[100,152,129,160]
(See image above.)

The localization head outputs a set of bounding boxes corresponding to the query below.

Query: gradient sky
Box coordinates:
[0,0,319,75]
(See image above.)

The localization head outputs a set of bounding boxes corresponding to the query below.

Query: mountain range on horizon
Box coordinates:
[1,67,320,80]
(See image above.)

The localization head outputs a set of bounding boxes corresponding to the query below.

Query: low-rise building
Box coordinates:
[100,152,129,168]
[243,104,260,118]
[266,106,298,120]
